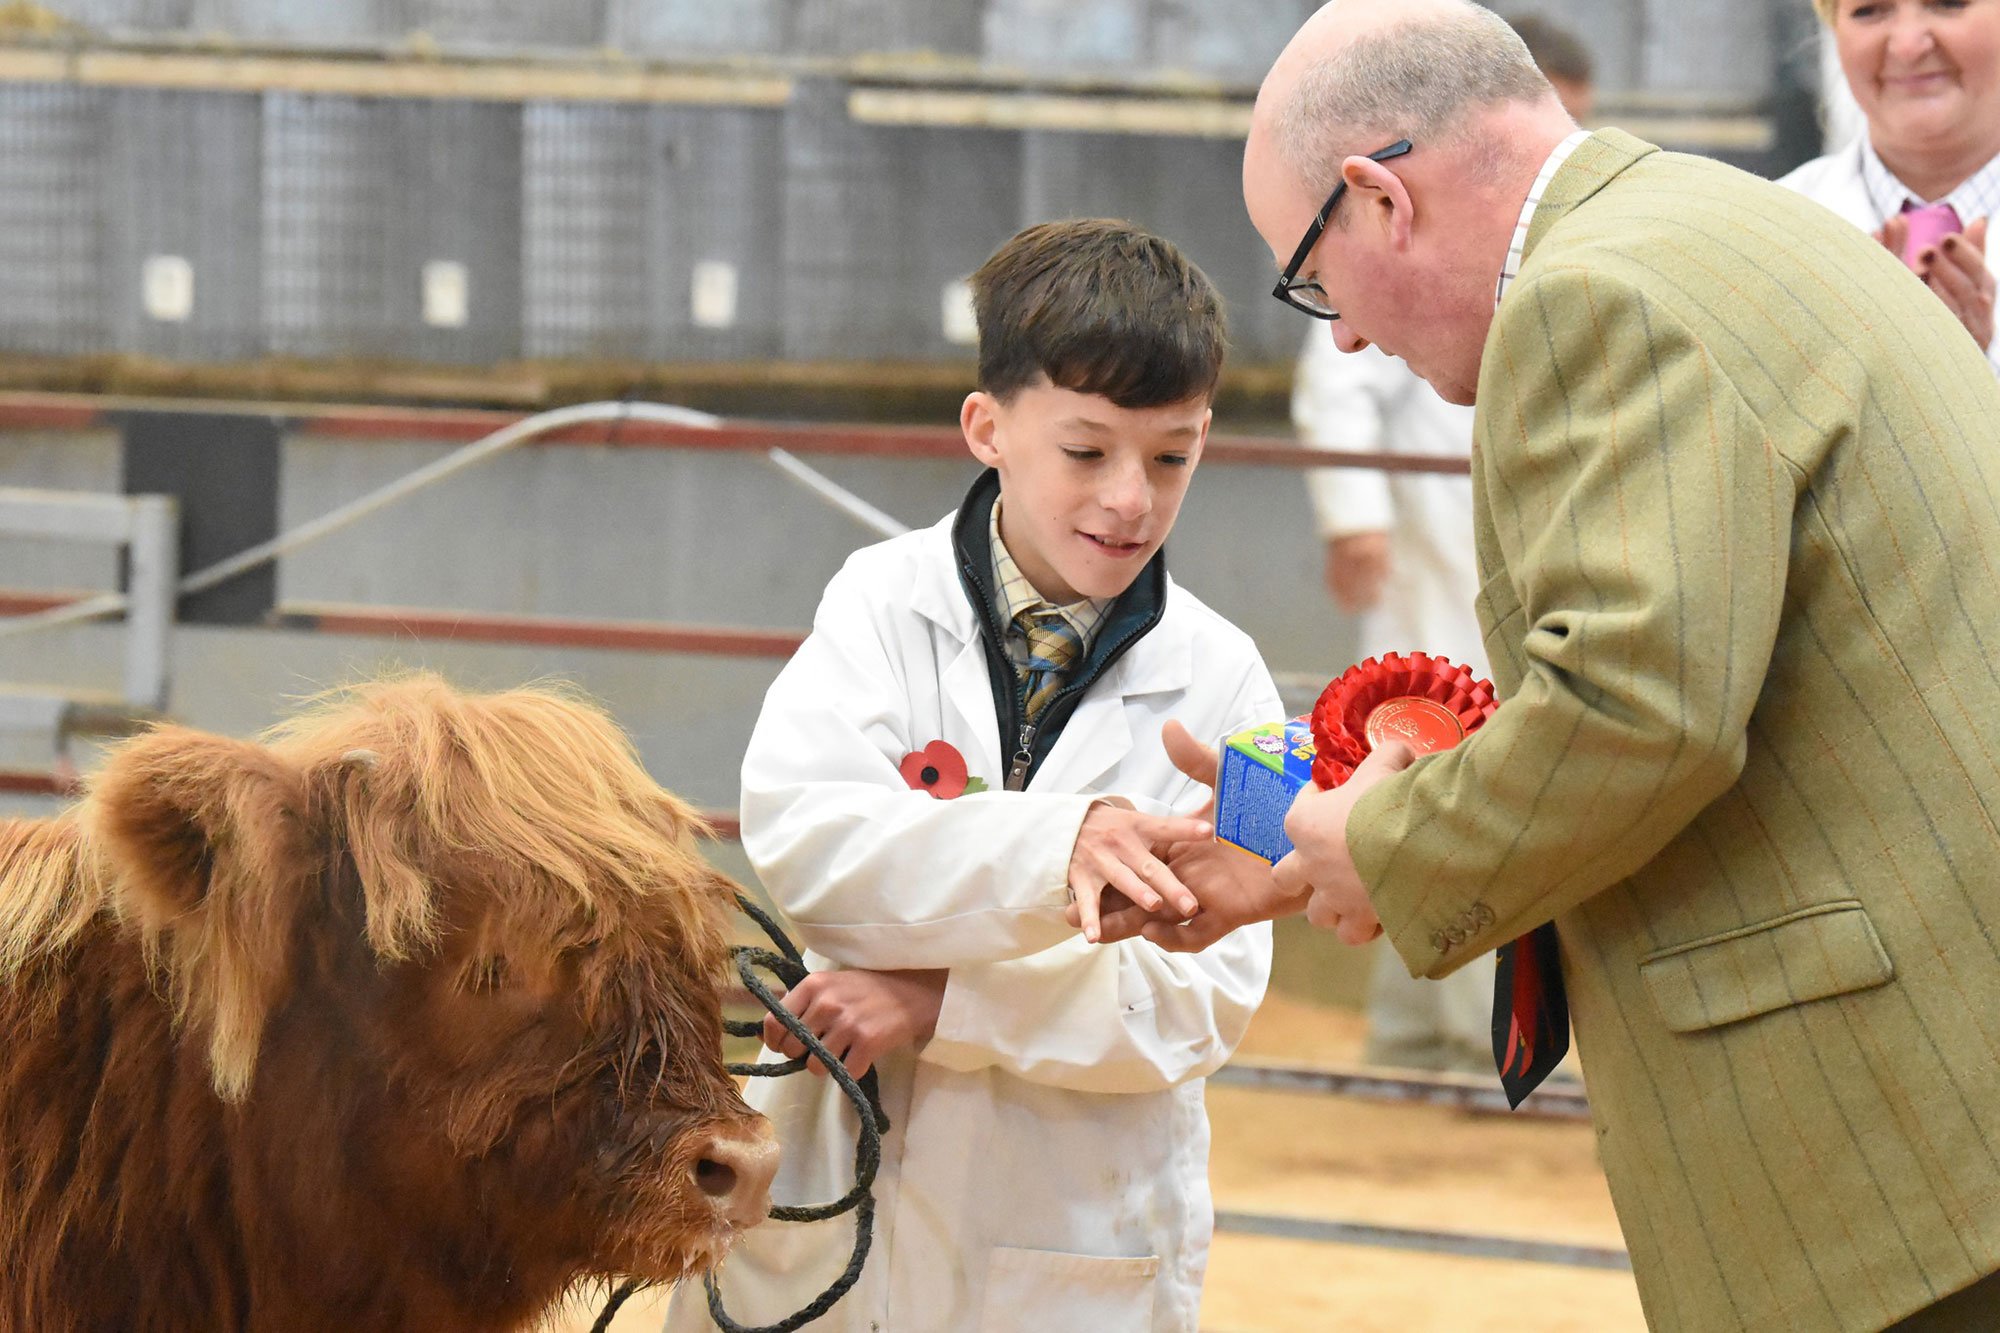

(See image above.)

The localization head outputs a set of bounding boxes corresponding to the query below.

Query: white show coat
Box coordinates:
[1778,138,2000,376]
[1293,330,1488,675]
[666,509,1278,1333]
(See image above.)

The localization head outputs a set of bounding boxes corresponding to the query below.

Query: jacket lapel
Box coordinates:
[904,516,1011,782]
[941,634,1004,781]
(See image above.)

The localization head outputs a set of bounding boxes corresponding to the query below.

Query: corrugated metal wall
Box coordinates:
[4,1,1800,369]
[104,90,263,363]
[1022,130,1301,367]
[0,86,105,356]
[47,0,1780,94]
[521,103,787,363]
[781,80,1024,362]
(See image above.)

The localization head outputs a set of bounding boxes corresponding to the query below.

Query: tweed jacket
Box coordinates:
[1349,129,2000,1332]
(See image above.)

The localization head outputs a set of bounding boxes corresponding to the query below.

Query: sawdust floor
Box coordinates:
[549,994,1645,1332]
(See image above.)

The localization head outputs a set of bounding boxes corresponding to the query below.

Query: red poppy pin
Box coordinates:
[898,740,988,799]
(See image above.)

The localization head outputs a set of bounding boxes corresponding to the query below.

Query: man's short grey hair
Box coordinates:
[1275,6,1555,197]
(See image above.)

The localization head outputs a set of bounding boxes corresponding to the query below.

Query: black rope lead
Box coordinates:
[593,895,889,1333]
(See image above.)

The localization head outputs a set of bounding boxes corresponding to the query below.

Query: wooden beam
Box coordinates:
[0,44,792,106]
[847,86,1251,138]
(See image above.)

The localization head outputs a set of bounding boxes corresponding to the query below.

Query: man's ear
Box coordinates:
[1344,154,1416,252]
[86,726,318,1102]
[961,390,1004,469]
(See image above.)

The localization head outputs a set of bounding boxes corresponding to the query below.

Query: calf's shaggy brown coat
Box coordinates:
[0,676,775,1333]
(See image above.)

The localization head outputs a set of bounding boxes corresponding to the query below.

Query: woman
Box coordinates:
[1781,0,2000,372]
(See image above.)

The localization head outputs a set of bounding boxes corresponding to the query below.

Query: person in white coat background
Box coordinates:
[1291,12,1595,1076]
[1781,0,2000,373]
[665,219,1279,1333]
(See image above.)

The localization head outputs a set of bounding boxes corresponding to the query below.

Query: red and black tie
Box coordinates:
[1492,922,1569,1108]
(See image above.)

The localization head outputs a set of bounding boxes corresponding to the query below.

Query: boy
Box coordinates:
[665,219,1279,1332]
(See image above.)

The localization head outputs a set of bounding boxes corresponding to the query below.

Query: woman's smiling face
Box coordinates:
[1835,0,2000,159]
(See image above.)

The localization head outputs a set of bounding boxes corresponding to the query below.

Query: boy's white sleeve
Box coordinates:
[740,561,1091,971]
[1295,330,1398,540]
[916,645,1281,1092]
[919,925,1272,1093]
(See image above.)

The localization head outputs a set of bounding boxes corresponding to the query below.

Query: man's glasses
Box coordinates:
[1270,139,1414,321]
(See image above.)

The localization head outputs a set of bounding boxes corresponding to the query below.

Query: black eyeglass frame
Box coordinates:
[1270,139,1415,321]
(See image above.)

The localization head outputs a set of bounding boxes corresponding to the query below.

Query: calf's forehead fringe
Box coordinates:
[268,674,732,960]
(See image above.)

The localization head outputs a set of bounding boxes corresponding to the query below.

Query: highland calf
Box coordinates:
[0,676,777,1333]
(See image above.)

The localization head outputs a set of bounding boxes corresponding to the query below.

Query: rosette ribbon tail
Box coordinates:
[1492,922,1570,1109]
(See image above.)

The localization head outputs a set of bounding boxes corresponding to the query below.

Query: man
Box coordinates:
[1117,1,2000,1327]
[1296,12,1595,1077]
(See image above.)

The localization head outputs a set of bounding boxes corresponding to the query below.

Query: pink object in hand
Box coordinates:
[1902,201,1963,270]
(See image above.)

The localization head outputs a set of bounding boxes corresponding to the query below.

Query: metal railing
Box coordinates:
[0,486,177,760]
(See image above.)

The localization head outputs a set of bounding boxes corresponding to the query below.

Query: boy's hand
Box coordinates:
[1161,718,1219,814]
[1067,799,1213,944]
[762,968,948,1079]
[1095,837,1310,950]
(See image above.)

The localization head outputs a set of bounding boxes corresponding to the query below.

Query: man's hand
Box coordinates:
[762,968,948,1078]
[1271,741,1417,945]
[1082,720,1310,950]
[1113,837,1310,951]
[1877,214,1995,348]
[1325,531,1392,613]
[1067,800,1213,944]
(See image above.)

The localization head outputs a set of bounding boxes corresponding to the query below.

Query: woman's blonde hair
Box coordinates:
[1813,0,1837,24]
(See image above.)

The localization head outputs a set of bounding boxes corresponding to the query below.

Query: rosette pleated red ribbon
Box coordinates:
[1307,651,1499,788]
[1306,652,1566,1109]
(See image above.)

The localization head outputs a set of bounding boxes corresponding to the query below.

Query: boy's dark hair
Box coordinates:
[968,218,1227,409]
[1504,13,1594,87]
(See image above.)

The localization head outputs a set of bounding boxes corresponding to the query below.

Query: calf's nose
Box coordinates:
[693,1118,780,1230]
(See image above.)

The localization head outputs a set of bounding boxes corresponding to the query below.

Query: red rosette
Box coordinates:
[1308,652,1499,789]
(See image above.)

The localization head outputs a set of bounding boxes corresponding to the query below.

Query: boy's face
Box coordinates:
[961,379,1212,605]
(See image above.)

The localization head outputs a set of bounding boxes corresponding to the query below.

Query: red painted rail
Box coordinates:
[0,390,1471,475]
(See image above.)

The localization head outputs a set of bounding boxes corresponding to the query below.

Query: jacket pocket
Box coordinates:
[977,1246,1159,1333]
[1639,901,1894,1034]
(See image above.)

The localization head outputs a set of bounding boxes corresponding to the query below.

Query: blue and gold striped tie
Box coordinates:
[1018,610,1083,722]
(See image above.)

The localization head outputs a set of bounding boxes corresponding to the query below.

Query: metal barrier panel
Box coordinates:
[397,100,524,365]
[983,0,1147,73]
[521,101,652,360]
[403,0,609,51]
[264,95,520,363]
[262,93,403,359]
[44,0,194,31]
[104,89,264,363]
[0,85,107,356]
[1642,0,1776,97]
[1020,130,1300,368]
[781,79,1024,363]
[791,0,982,59]
[0,432,121,591]
[1149,0,1314,85]
[603,0,789,58]
[189,0,404,47]
[650,106,786,362]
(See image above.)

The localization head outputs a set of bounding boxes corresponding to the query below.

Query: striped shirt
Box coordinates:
[1496,129,1592,309]
[989,498,1110,675]
[1857,134,2000,228]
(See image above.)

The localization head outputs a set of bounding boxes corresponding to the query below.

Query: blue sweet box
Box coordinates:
[1213,715,1316,863]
